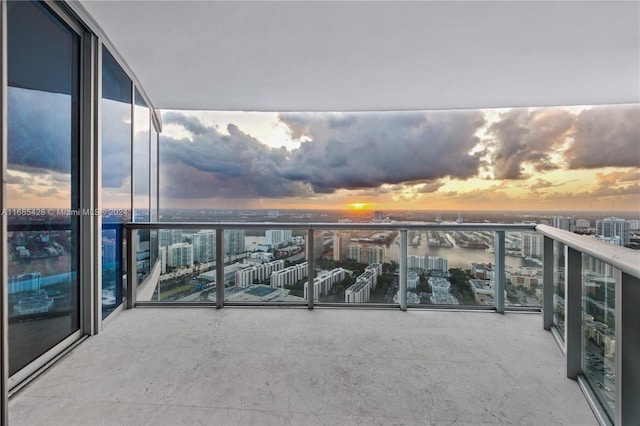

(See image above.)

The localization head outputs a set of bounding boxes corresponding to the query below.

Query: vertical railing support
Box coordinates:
[399,229,407,311]
[542,236,554,330]
[307,229,314,309]
[565,246,582,379]
[494,231,505,314]
[215,228,224,309]
[125,227,137,309]
[615,271,640,425]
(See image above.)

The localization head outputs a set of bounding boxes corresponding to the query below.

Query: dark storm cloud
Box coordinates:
[489,108,574,179]
[160,111,485,200]
[567,104,640,169]
[278,111,485,193]
[7,87,71,173]
[102,99,132,189]
[163,111,212,136]
[160,114,313,200]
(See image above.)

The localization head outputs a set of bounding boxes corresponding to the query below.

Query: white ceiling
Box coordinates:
[79,1,639,112]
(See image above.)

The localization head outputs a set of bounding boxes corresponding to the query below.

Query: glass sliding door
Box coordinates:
[133,91,151,286]
[101,47,132,318]
[6,1,81,375]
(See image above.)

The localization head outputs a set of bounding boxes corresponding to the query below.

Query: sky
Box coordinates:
[6,93,640,213]
[158,104,640,212]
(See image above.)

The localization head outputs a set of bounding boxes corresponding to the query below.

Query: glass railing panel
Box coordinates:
[553,241,566,338]
[148,228,215,302]
[224,228,307,303]
[582,254,616,420]
[313,229,394,304]
[403,230,517,307]
[504,231,543,308]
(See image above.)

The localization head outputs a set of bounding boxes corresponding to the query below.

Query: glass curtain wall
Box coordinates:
[6,1,81,375]
[101,48,132,319]
[149,125,159,270]
[133,91,151,286]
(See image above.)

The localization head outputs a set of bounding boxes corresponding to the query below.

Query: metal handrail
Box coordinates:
[536,224,640,279]
[125,221,537,232]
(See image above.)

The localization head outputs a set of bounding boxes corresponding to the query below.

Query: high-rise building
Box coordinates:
[167,243,193,268]
[629,220,640,230]
[159,229,183,248]
[407,255,426,270]
[307,231,325,260]
[522,233,543,259]
[333,232,350,261]
[596,217,630,246]
[224,229,246,255]
[265,229,292,247]
[347,243,384,264]
[425,255,448,273]
[192,230,216,263]
[457,213,464,224]
[552,216,573,232]
[373,211,384,221]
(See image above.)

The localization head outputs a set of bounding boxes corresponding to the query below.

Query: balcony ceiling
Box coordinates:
[78,1,639,112]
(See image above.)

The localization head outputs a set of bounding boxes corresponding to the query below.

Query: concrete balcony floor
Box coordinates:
[9,307,597,425]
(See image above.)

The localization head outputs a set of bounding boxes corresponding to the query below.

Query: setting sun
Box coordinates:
[349,202,370,210]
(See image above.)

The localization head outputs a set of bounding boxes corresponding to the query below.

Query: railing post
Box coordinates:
[125,227,137,309]
[307,229,314,309]
[494,231,505,314]
[399,229,407,311]
[542,236,554,330]
[215,228,224,309]
[565,246,582,379]
[615,270,640,425]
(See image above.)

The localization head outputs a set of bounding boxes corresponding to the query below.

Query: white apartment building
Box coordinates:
[596,217,630,246]
[265,229,292,247]
[192,230,216,264]
[551,216,573,232]
[167,243,193,268]
[407,255,425,270]
[304,268,348,300]
[159,229,183,248]
[522,233,543,258]
[426,255,448,273]
[344,263,383,302]
[235,260,285,287]
[270,262,308,288]
[347,243,384,264]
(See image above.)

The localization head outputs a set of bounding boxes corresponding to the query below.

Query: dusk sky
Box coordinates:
[159,104,640,212]
[6,97,639,213]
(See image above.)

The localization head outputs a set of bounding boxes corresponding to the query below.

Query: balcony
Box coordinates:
[10,308,596,425]
[8,222,640,425]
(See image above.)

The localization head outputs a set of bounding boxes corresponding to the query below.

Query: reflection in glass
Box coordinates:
[101,47,132,319]
[149,125,159,271]
[553,241,566,337]
[134,91,151,285]
[582,255,616,420]
[7,1,80,375]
